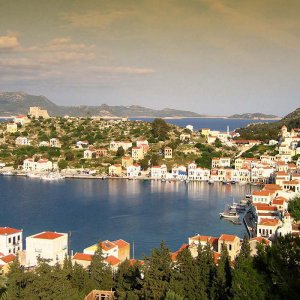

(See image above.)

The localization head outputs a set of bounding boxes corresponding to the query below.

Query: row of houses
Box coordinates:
[0,227,130,274]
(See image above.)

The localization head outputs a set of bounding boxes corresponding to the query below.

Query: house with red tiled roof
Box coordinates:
[218,234,241,261]
[0,253,16,274]
[170,244,189,262]
[188,235,218,257]
[257,218,281,240]
[249,237,270,256]
[0,226,23,256]
[252,190,276,204]
[26,231,68,267]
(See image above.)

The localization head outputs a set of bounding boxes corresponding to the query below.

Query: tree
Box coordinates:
[215,244,232,300]
[151,118,170,140]
[170,247,206,299]
[58,159,68,170]
[116,146,125,157]
[214,138,222,148]
[165,290,184,300]
[89,243,114,290]
[231,237,265,300]
[116,260,142,300]
[288,196,300,221]
[142,241,172,299]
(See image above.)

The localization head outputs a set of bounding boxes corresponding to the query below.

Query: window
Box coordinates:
[8,237,11,243]
[229,244,232,251]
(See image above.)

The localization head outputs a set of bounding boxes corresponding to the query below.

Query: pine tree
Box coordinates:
[231,237,265,300]
[215,244,232,300]
[89,243,114,290]
[170,247,207,299]
[115,259,142,299]
[196,242,217,299]
[141,241,172,299]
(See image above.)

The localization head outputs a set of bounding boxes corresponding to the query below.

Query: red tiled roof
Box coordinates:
[250,237,270,245]
[0,254,16,264]
[170,244,189,261]
[101,240,117,252]
[253,190,274,196]
[219,234,238,242]
[73,253,93,261]
[258,218,279,226]
[105,255,120,266]
[254,204,278,211]
[33,231,64,240]
[0,227,22,235]
[129,259,144,266]
[113,239,129,249]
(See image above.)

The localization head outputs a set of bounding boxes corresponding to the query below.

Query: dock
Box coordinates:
[243,209,256,238]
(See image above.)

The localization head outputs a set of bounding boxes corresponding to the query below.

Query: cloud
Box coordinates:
[62,10,133,29]
[90,66,156,75]
[0,34,19,50]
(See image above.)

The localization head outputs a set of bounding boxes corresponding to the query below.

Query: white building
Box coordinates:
[0,227,23,255]
[126,164,141,178]
[23,158,53,172]
[188,164,210,181]
[50,138,61,148]
[26,231,68,267]
[211,157,231,169]
[150,165,167,179]
[172,165,187,180]
[109,141,132,151]
[16,136,30,146]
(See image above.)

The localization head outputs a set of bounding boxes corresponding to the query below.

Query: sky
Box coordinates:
[0,0,299,116]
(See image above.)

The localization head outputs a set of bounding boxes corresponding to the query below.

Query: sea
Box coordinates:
[0,177,259,258]
[130,117,276,131]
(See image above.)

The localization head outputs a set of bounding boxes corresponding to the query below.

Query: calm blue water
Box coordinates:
[0,177,258,258]
[130,117,276,131]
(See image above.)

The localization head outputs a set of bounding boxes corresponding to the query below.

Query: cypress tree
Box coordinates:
[215,244,232,300]
[231,237,265,300]
[141,241,172,299]
[89,243,114,290]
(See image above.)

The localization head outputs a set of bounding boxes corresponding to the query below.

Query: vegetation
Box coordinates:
[288,196,300,222]
[1,235,299,299]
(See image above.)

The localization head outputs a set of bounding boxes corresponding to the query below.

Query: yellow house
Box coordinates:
[132,147,144,160]
[122,156,133,168]
[164,147,173,159]
[218,234,241,261]
[108,164,122,176]
[201,128,211,136]
[6,123,18,133]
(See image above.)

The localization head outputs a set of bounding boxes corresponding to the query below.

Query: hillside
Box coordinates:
[0,92,204,118]
[229,112,279,120]
[236,107,300,142]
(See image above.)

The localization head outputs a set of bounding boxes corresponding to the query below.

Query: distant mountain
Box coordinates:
[228,112,280,120]
[0,92,204,118]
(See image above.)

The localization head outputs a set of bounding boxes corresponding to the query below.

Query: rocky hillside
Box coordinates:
[0,91,204,118]
[229,113,279,120]
[236,107,300,142]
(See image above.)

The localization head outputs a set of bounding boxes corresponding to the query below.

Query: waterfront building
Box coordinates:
[257,219,280,240]
[172,165,187,180]
[0,227,23,255]
[252,190,276,204]
[26,231,68,267]
[132,146,144,160]
[187,164,210,181]
[108,164,122,176]
[122,156,134,168]
[6,122,17,133]
[150,164,167,179]
[28,107,49,119]
[164,147,173,159]
[126,164,141,178]
[23,158,53,172]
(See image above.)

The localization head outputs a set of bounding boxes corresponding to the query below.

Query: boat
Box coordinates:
[161,178,166,182]
[1,171,14,176]
[41,172,65,181]
[219,205,240,220]
[222,180,230,185]
[208,179,214,184]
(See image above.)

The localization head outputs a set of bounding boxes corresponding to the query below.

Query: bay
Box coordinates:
[0,176,258,258]
[130,117,276,131]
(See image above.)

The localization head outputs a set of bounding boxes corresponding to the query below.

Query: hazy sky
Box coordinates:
[0,0,299,116]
